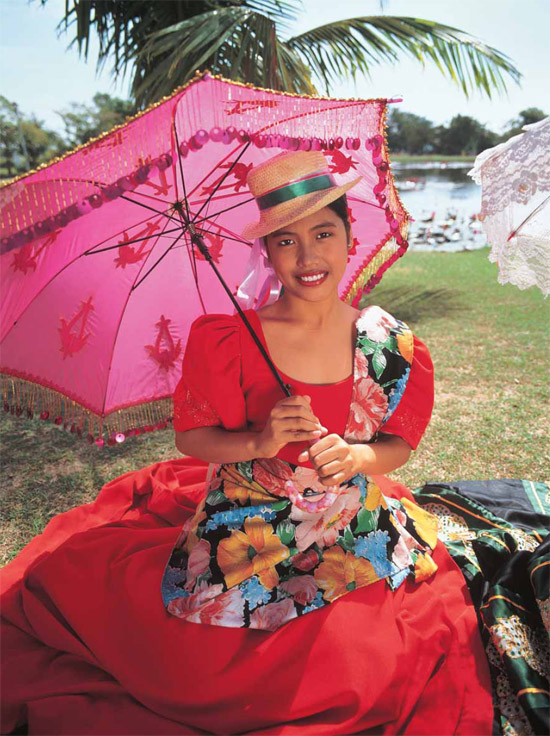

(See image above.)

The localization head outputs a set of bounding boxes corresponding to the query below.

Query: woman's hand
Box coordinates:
[298,434,364,486]
[254,395,327,458]
[298,433,412,483]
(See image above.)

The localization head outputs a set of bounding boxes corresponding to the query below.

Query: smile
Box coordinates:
[296,271,328,286]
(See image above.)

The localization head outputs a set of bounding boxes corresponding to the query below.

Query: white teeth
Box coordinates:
[299,273,326,283]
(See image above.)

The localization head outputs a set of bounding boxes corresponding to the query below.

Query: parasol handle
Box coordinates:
[189,226,292,398]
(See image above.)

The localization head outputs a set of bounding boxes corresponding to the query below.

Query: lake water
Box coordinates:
[393,162,487,252]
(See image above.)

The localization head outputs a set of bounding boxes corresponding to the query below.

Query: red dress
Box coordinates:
[0,308,493,735]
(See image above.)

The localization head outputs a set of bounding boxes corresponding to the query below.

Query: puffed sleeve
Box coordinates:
[380,335,434,450]
[173,314,247,433]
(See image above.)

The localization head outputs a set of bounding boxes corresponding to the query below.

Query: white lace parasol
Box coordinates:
[468,117,550,296]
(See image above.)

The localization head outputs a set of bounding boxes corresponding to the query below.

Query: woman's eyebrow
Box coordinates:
[270,221,338,237]
[311,221,337,230]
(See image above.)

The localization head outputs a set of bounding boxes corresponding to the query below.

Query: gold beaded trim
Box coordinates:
[343,107,411,303]
[1,70,399,189]
[1,373,173,441]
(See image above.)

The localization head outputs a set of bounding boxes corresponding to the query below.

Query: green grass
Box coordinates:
[368,248,549,488]
[1,248,548,564]
[392,154,475,164]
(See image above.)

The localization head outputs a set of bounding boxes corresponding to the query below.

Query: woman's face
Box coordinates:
[265,206,349,302]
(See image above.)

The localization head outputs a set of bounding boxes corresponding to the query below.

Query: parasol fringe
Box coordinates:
[1,374,173,447]
[342,104,410,305]
[343,235,401,306]
[0,71,398,190]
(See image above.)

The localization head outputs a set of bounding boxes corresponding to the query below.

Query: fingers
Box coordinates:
[314,458,343,478]
[283,429,323,441]
[273,396,326,434]
[307,434,341,459]
[277,417,324,435]
[318,472,346,486]
[297,434,340,464]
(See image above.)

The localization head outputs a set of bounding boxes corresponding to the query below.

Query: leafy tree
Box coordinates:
[437,114,498,156]
[57,93,136,148]
[40,0,522,107]
[387,110,434,154]
[0,97,63,176]
[21,117,64,168]
[0,98,21,178]
[501,107,546,140]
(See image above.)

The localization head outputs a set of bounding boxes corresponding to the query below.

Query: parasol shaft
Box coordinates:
[189,226,291,398]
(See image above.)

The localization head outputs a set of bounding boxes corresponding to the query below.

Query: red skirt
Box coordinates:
[1,458,493,735]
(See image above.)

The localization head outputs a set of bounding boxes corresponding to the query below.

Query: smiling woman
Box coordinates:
[1,150,498,735]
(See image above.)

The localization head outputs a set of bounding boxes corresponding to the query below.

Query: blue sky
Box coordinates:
[1,0,548,134]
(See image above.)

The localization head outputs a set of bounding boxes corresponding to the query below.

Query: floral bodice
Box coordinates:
[162,306,438,630]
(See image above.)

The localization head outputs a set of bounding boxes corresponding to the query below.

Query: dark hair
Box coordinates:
[326,194,351,237]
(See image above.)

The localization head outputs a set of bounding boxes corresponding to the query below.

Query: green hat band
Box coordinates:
[257,173,337,211]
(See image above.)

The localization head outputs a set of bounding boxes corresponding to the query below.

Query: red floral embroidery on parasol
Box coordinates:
[58,296,94,359]
[328,150,359,174]
[11,230,61,275]
[145,315,182,370]
[114,221,161,268]
[201,161,253,197]
[225,99,279,115]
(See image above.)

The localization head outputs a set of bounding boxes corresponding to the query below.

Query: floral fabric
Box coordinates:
[413,481,550,736]
[163,306,438,630]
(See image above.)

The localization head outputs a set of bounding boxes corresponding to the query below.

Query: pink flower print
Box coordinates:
[357,306,398,342]
[393,508,408,527]
[253,458,293,495]
[190,587,245,627]
[249,598,297,631]
[283,466,342,513]
[290,487,363,551]
[185,538,211,590]
[279,575,318,605]
[168,583,245,627]
[391,535,413,569]
[389,510,421,552]
[346,371,388,441]
[167,580,224,618]
[291,549,320,571]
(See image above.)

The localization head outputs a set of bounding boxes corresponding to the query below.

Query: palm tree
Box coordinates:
[46,0,521,108]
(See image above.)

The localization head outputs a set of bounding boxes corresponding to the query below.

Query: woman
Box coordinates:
[1,151,494,735]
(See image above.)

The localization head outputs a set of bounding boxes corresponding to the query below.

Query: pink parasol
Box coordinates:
[0,72,411,446]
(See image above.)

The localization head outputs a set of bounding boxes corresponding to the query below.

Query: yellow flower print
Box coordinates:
[217,517,290,589]
[397,331,414,364]
[414,552,438,582]
[314,546,379,602]
[400,498,439,549]
[220,466,274,506]
[365,480,384,511]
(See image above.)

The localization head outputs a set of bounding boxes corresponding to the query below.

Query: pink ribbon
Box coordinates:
[236,239,281,310]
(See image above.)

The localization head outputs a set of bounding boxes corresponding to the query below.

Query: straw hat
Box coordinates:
[241,150,361,240]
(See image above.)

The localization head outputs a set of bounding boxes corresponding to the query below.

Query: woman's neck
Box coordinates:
[267,292,351,330]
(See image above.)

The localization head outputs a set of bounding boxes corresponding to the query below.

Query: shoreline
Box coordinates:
[393,154,476,164]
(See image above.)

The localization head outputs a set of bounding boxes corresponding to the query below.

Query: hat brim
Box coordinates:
[241,176,362,240]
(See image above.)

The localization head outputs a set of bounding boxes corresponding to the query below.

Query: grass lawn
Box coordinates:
[392,154,476,164]
[1,248,548,564]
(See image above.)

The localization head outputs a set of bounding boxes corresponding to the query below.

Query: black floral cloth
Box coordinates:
[413,480,549,736]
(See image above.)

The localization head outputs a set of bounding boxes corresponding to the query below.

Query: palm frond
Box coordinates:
[286,16,522,97]
[133,5,313,105]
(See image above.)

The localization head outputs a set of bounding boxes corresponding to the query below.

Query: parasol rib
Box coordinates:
[189,223,291,398]
[84,226,183,255]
